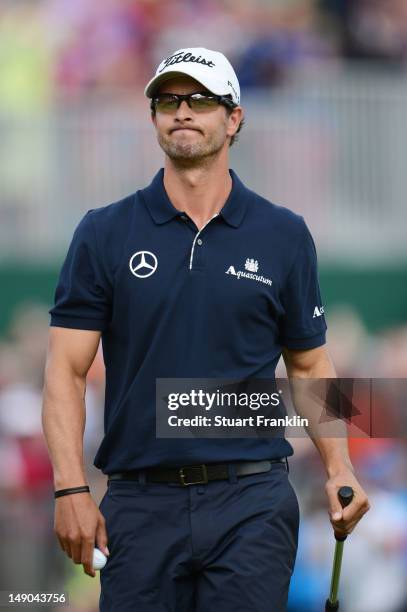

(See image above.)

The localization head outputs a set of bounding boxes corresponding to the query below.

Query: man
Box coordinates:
[42,47,370,612]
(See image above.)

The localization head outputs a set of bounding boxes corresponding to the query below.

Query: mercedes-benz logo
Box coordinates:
[129,251,158,278]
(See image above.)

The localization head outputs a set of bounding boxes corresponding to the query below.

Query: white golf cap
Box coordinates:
[144,47,241,105]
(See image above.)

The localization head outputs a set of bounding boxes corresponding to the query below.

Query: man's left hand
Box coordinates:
[325,465,370,538]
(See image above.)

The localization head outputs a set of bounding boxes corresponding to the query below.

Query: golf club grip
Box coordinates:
[325,598,339,611]
[335,486,354,541]
[338,486,354,508]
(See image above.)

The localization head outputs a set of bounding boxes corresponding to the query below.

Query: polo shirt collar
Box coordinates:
[140,167,248,228]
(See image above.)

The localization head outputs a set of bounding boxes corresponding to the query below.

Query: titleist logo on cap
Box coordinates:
[158,52,216,73]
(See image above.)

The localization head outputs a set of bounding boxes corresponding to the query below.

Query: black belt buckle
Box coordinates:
[179,464,208,486]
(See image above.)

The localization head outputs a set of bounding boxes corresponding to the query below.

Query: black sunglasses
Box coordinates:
[150,91,237,113]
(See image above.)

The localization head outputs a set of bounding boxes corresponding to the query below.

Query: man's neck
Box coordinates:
[163,159,232,230]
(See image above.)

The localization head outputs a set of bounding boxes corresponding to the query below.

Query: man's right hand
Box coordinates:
[54,492,109,577]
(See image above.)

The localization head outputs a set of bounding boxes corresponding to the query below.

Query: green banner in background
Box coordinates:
[0,264,406,338]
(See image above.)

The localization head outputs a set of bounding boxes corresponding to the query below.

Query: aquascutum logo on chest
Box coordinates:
[225,258,272,286]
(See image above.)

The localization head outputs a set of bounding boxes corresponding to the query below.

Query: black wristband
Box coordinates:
[54,485,90,499]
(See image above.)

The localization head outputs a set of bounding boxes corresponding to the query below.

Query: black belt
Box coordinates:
[107,458,287,487]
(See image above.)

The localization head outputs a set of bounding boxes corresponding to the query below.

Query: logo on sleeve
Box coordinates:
[129,251,158,278]
[313,305,325,318]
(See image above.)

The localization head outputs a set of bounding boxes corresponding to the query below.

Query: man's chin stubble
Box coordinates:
[158,136,224,165]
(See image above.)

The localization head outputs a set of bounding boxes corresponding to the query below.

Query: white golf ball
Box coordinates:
[93,548,107,570]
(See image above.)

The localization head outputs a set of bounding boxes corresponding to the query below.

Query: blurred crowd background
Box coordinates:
[0,0,406,611]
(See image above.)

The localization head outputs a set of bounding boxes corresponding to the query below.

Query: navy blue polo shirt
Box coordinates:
[49,168,327,474]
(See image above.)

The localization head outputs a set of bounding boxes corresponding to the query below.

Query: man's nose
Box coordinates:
[174,100,193,119]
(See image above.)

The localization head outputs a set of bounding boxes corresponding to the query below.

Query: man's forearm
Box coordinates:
[42,364,88,489]
[286,349,354,477]
[312,436,354,477]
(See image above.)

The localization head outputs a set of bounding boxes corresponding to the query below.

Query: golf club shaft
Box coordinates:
[327,540,345,603]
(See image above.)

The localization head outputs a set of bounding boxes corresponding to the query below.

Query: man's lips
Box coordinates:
[171,127,201,133]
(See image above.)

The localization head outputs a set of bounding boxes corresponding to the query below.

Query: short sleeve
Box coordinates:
[49,211,112,331]
[279,218,327,350]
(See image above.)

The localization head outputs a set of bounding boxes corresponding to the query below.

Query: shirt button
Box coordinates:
[181,215,188,221]
[197,238,203,246]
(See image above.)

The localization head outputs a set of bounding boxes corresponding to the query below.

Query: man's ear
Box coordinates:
[227,106,243,137]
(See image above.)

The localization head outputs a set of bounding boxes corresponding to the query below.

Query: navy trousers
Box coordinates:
[99,460,299,611]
